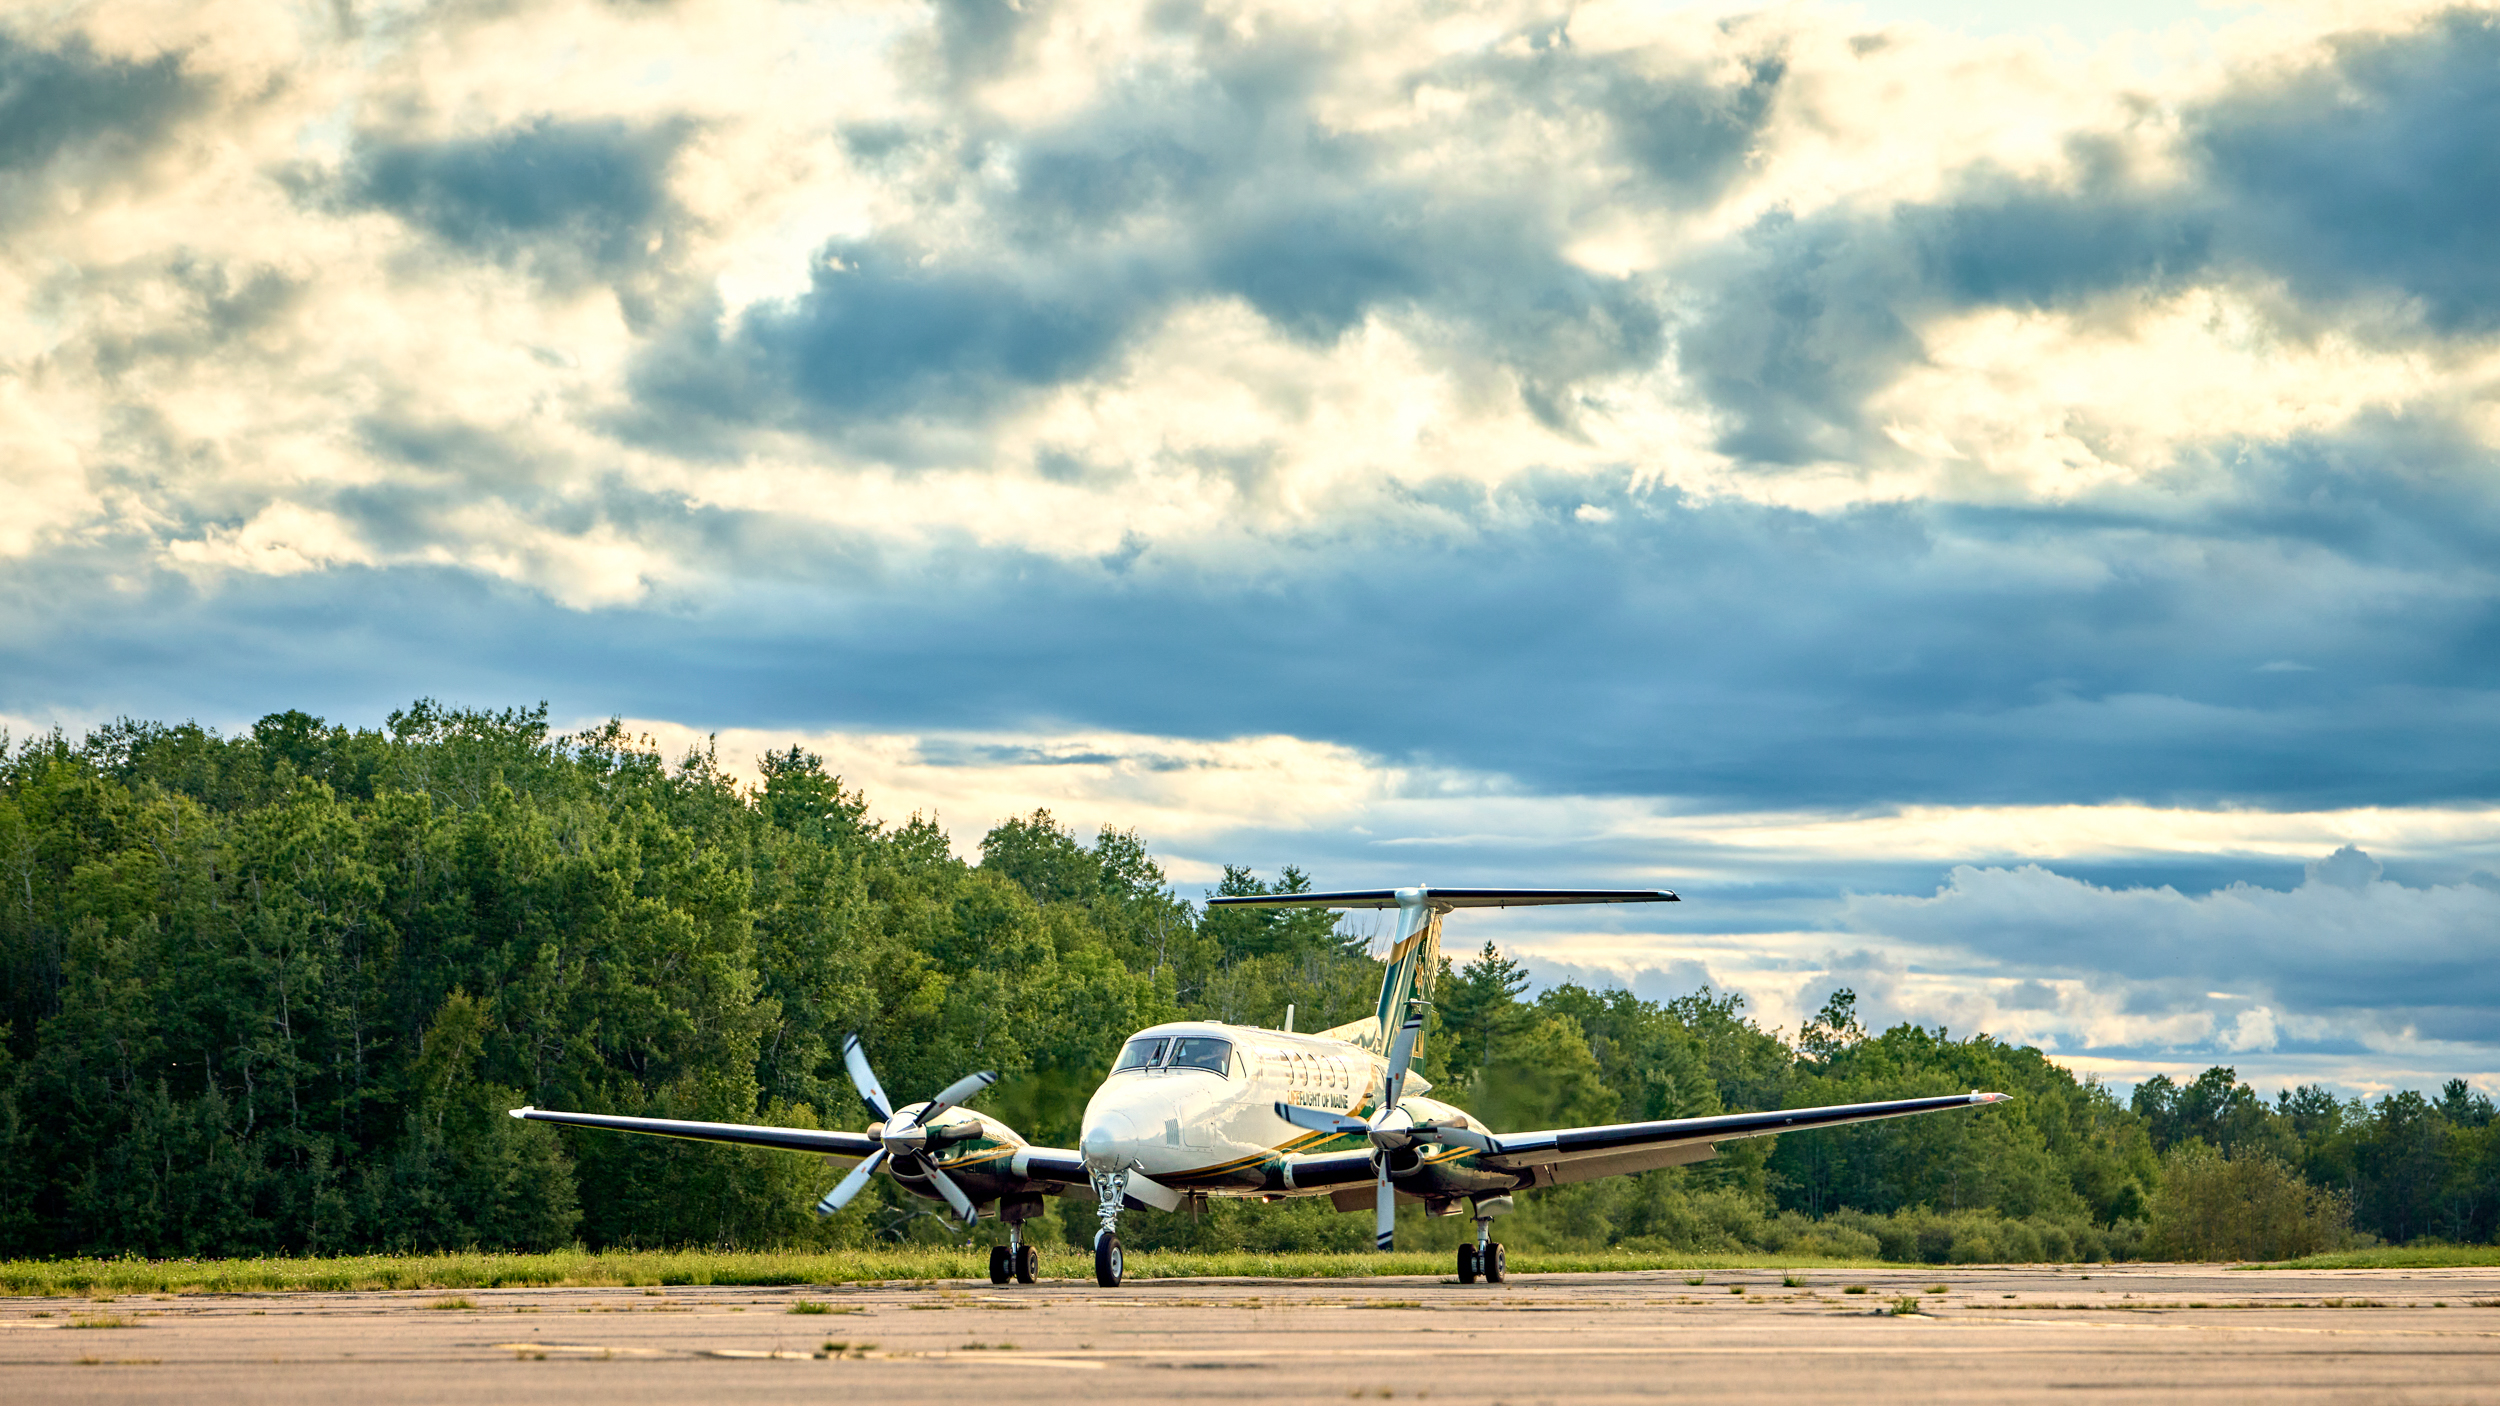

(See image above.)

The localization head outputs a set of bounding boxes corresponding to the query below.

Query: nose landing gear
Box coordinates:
[1089,1165,1130,1287]
[1094,1230,1124,1287]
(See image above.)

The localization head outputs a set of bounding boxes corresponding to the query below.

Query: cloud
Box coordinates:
[340,116,696,296]
[0,31,207,198]
[2,0,2499,1094]
[2191,8,2500,334]
[1839,848,2500,1043]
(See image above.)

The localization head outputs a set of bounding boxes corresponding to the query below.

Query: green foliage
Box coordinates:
[3,710,2492,1260]
[2149,1141,2352,1261]
[0,706,1174,1256]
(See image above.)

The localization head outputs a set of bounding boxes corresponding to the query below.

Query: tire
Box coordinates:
[988,1245,1011,1285]
[1094,1230,1124,1288]
[1456,1245,1479,1285]
[1015,1243,1039,1285]
[1483,1242,1507,1284]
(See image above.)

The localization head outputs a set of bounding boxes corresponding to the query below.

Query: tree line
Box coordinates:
[0,704,2491,1261]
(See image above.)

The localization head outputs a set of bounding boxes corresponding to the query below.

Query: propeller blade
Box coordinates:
[921,1069,999,1121]
[924,1161,980,1224]
[1275,1102,1369,1136]
[1374,1157,1396,1251]
[814,1147,886,1217]
[842,1035,894,1123]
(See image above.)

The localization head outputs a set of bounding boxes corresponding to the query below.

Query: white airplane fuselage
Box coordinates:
[1075,1019,1479,1192]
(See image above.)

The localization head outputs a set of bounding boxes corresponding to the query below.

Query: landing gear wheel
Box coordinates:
[1456,1245,1480,1284]
[1094,1230,1124,1288]
[1483,1242,1507,1284]
[1015,1243,1039,1285]
[988,1245,1011,1285]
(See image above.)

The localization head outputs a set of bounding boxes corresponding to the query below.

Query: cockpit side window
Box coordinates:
[1113,1037,1168,1073]
[1168,1037,1232,1075]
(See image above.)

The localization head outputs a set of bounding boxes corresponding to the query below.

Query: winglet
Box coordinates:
[1969,1091,2011,1104]
[508,1106,533,1119]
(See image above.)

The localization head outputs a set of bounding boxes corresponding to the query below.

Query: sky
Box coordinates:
[3,0,2496,1100]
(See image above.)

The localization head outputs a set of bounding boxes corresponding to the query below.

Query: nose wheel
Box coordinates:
[1094,1230,1124,1287]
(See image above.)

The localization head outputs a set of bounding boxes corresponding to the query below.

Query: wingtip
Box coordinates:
[508,1106,532,1119]
[1971,1091,2011,1104]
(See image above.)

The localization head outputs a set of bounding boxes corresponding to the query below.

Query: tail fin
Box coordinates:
[1204,884,1676,1058]
[1356,894,1444,1056]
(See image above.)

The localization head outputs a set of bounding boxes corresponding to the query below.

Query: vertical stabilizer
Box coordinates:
[1361,889,1443,1056]
[1204,885,1676,1060]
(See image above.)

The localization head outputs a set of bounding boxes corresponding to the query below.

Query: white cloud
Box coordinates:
[163,502,374,578]
[6,0,2492,606]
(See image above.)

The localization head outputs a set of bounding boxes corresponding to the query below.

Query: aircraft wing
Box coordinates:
[1470,1092,2010,1187]
[507,1107,1097,1189]
[1210,887,1677,909]
[508,1107,880,1163]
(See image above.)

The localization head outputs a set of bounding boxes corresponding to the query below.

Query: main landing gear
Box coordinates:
[988,1199,1041,1285]
[1456,1215,1506,1285]
[987,1238,1038,1284]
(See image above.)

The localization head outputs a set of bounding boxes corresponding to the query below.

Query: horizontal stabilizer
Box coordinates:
[1210,886,1677,910]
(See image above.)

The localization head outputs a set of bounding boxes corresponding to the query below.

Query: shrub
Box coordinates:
[2148,1142,2350,1261]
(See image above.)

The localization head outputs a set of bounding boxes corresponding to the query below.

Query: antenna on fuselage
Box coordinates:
[1284,1004,1294,1034]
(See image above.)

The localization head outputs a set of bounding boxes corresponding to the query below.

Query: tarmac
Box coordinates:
[5,1262,2498,1403]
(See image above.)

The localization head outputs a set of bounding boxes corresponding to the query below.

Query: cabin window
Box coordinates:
[1113,1037,1169,1073]
[1169,1037,1232,1075]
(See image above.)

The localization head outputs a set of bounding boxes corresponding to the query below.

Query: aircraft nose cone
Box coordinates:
[1081,1111,1133,1164]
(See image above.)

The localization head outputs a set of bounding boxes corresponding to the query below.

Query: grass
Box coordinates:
[2240,1245,2500,1271]
[0,1247,1887,1297]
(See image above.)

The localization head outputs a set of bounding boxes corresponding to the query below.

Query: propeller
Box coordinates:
[1274,1006,1488,1251]
[814,1034,998,1225]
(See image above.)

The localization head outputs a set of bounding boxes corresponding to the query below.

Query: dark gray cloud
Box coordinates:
[1681,7,2500,464]
[629,13,1762,440]
[343,116,693,296]
[2191,7,2500,333]
[1603,51,1786,207]
[0,31,205,184]
[1679,175,2222,464]
[12,426,2498,816]
[84,259,304,381]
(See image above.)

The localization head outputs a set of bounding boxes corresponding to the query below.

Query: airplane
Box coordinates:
[512,885,2010,1287]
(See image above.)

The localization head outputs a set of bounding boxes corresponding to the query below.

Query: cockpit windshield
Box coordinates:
[1168,1037,1232,1075]
[1110,1034,1234,1076]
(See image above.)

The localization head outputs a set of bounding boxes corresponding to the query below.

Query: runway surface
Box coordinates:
[6,1262,2498,1403]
